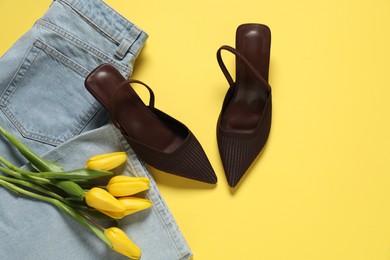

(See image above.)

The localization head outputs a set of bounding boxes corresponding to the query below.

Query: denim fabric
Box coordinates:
[0,0,192,259]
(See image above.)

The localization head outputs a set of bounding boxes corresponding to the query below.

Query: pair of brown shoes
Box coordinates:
[84,24,271,188]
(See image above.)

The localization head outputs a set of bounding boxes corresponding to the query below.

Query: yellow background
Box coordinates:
[1,1,390,259]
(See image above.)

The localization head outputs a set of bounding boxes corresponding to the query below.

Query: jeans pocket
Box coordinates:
[0,39,100,146]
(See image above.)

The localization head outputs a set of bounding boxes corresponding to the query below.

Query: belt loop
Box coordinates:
[115,25,142,60]
[115,39,132,59]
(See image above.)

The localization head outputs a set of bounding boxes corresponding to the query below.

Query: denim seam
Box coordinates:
[35,38,101,143]
[59,0,120,45]
[0,43,58,144]
[0,43,36,105]
[179,253,192,260]
[35,19,132,76]
[59,0,139,56]
[0,39,101,146]
[34,39,89,77]
[59,0,140,57]
[149,185,187,259]
[110,124,190,259]
[151,184,190,259]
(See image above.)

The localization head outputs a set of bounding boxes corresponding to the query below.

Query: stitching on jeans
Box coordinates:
[60,0,140,54]
[59,0,140,57]
[1,39,101,146]
[59,0,121,45]
[35,19,131,75]
[35,19,130,74]
[34,40,89,77]
[0,42,63,145]
[150,184,185,257]
[0,44,36,107]
[32,38,100,143]
[0,44,44,139]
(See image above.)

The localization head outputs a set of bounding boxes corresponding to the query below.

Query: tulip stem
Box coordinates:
[0,165,51,184]
[78,210,105,230]
[0,155,34,175]
[0,175,65,202]
[0,179,112,248]
[30,168,113,180]
[0,158,86,200]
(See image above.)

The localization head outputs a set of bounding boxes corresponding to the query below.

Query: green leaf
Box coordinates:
[37,168,113,180]
[0,126,63,172]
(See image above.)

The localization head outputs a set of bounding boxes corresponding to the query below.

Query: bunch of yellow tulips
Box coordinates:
[0,126,152,259]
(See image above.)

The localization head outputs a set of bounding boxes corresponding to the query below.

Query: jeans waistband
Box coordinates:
[56,0,148,59]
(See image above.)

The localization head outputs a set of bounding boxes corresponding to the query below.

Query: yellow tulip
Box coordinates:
[98,209,126,220]
[85,187,125,212]
[86,152,127,171]
[105,227,141,259]
[107,176,150,197]
[118,197,152,216]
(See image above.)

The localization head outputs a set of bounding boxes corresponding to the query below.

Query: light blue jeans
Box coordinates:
[0,0,192,259]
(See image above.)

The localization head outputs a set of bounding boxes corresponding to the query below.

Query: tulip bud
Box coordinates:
[85,187,125,212]
[105,227,141,259]
[86,152,127,171]
[107,176,150,197]
[118,197,152,216]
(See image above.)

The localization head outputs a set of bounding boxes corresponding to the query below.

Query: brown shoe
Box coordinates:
[216,24,272,187]
[85,64,217,184]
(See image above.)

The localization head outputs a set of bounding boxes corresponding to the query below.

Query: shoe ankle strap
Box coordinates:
[128,79,155,109]
[109,79,156,136]
[216,45,271,93]
[110,79,156,110]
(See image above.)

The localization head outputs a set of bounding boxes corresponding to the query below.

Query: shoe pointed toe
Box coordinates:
[217,94,272,188]
[123,108,217,184]
[127,129,217,184]
[169,132,217,184]
[217,128,267,188]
